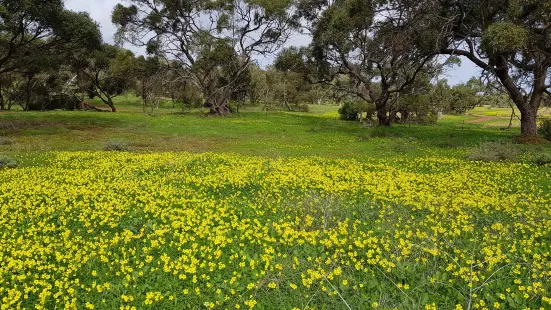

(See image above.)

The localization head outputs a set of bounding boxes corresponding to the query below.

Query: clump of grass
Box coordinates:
[467,141,518,162]
[533,153,551,167]
[370,128,400,138]
[0,137,12,145]
[0,155,17,168]
[103,141,131,152]
[392,142,416,153]
[436,139,463,149]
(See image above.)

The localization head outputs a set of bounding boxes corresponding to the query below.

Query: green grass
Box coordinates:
[0,108,534,160]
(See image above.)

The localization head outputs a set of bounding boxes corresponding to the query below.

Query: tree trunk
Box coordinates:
[377,110,391,126]
[0,90,4,110]
[207,100,231,116]
[494,57,543,141]
[501,86,540,140]
[283,100,293,111]
[520,107,538,139]
[376,100,392,126]
[106,97,117,112]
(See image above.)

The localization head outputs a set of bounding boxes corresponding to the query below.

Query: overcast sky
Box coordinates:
[64,0,479,85]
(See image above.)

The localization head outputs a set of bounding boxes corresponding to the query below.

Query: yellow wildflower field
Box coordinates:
[1,152,550,309]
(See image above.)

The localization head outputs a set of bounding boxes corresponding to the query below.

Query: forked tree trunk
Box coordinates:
[207,100,231,116]
[204,86,232,116]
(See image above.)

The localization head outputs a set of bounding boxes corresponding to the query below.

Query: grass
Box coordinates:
[1,98,551,309]
[0,103,540,160]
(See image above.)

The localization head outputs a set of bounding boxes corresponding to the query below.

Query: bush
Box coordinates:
[294,103,310,112]
[539,119,551,141]
[338,101,374,121]
[103,141,131,152]
[27,94,80,111]
[533,153,551,167]
[467,142,518,162]
[413,112,438,125]
[0,155,17,169]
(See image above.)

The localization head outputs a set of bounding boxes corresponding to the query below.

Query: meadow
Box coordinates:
[1,100,551,309]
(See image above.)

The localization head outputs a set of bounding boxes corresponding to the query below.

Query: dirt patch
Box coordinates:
[467,115,500,123]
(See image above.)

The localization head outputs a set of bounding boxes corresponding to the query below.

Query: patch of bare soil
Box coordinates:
[467,115,500,123]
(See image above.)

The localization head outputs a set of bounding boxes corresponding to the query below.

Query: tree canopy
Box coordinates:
[112,0,299,115]
[420,0,551,139]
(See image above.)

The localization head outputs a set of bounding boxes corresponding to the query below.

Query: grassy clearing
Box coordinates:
[1,99,551,309]
[0,108,535,160]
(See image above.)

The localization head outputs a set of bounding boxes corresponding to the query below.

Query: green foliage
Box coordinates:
[72,44,137,111]
[482,22,529,54]
[111,4,138,27]
[112,0,297,115]
[338,101,373,121]
[0,155,17,168]
[294,103,310,112]
[413,111,438,125]
[539,119,551,141]
[0,0,101,74]
[467,142,519,162]
[533,153,551,166]
[430,0,551,138]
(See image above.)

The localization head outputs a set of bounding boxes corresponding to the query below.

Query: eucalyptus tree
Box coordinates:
[421,0,551,139]
[112,0,298,116]
[296,0,439,125]
[0,0,101,110]
[0,0,101,76]
[72,44,137,112]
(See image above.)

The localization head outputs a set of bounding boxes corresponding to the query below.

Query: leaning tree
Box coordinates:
[112,0,298,116]
[71,44,137,112]
[420,0,551,140]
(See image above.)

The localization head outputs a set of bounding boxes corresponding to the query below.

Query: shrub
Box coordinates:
[413,112,438,125]
[294,103,310,112]
[533,153,551,167]
[338,101,374,121]
[338,101,360,121]
[539,119,551,141]
[467,141,518,162]
[103,141,131,152]
[0,155,17,169]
